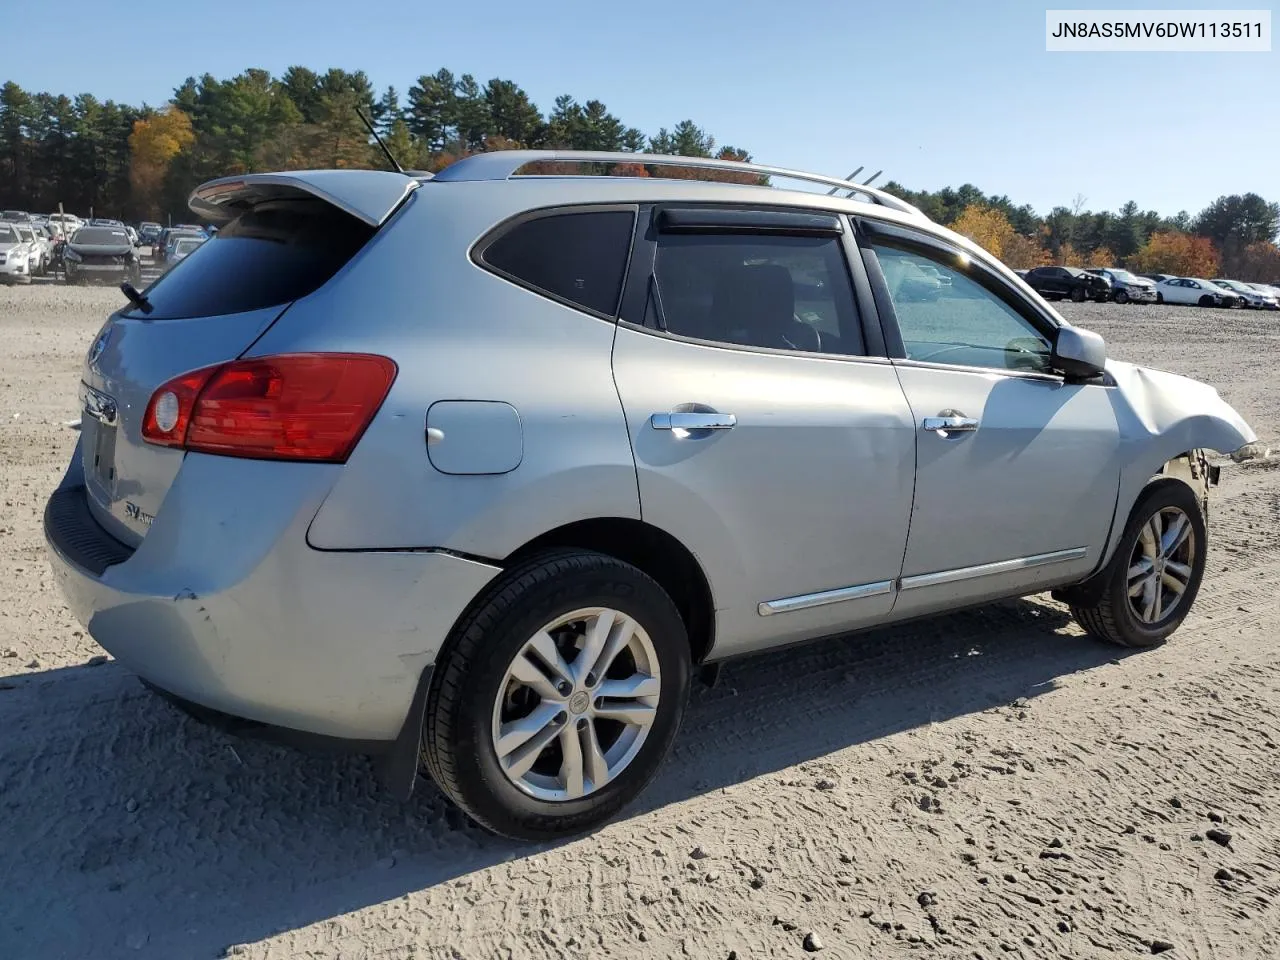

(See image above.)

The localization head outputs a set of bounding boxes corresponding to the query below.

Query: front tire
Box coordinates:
[423,550,691,840]
[1070,286,1086,302]
[1114,289,1129,304]
[1070,480,1207,648]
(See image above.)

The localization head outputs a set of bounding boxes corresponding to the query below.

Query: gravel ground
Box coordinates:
[1,285,1279,960]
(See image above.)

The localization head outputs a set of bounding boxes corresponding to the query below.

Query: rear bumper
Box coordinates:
[44,445,501,742]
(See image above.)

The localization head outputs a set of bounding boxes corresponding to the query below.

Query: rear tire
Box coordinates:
[1156,292,1164,304]
[1070,481,1207,648]
[422,549,691,840]
[1114,289,1129,304]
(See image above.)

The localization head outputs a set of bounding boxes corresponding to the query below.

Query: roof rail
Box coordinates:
[430,150,925,218]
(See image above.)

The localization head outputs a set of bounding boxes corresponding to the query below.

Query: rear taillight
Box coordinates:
[141,353,397,462]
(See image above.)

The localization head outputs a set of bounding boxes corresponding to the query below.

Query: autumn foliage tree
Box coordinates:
[950,203,1050,268]
[950,204,1014,257]
[1128,231,1220,277]
[127,107,194,219]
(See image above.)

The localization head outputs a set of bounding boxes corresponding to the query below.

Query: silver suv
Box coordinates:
[45,152,1256,839]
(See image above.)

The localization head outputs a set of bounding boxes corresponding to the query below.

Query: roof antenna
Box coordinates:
[827,166,864,196]
[357,108,405,174]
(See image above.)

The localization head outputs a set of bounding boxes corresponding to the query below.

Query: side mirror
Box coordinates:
[1052,325,1106,379]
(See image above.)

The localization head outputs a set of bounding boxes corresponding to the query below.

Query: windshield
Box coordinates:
[174,239,203,254]
[1107,269,1139,282]
[72,227,130,245]
[0,224,17,243]
[16,226,34,242]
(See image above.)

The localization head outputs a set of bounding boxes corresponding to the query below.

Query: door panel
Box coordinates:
[859,225,1122,616]
[891,364,1120,616]
[612,326,916,658]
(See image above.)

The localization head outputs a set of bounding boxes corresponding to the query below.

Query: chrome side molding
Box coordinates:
[757,548,1087,616]
[758,580,893,617]
[899,547,1087,591]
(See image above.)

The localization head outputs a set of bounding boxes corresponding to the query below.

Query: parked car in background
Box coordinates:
[63,225,142,284]
[158,228,206,264]
[167,234,206,266]
[138,222,163,245]
[2,209,32,222]
[1023,265,1112,302]
[1155,277,1235,307]
[0,221,34,283]
[11,222,45,276]
[42,154,1257,840]
[1212,279,1278,309]
[88,218,125,228]
[1204,283,1245,308]
[1084,268,1158,304]
[1140,273,1175,284]
[48,213,83,241]
[21,222,53,275]
[1247,282,1280,300]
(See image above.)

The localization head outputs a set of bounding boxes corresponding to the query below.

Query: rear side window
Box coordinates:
[129,199,375,320]
[478,209,634,317]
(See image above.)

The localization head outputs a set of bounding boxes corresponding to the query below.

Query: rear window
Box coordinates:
[129,199,375,320]
[478,209,635,317]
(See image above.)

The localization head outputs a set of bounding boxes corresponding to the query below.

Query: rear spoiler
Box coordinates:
[189,170,420,227]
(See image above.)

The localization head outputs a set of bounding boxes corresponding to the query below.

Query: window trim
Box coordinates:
[470,202,639,322]
[656,206,843,236]
[855,216,1074,379]
[616,202,889,363]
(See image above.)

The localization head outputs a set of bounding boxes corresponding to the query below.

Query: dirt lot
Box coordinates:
[1,286,1278,960]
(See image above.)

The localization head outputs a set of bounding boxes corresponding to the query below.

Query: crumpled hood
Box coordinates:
[1106,359,1256,448]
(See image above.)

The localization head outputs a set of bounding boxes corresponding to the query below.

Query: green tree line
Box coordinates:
[1,68,1276,278]
[0,68,749,221]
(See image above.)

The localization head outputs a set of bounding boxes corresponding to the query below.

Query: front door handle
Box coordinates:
[651,412,737,432]
[922,413,980,436]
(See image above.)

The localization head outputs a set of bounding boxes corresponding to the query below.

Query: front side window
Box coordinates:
[649,232,864,356]
[480,209,634,316]
[872,243,1053,373]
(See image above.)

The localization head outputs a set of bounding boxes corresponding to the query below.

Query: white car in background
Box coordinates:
[1213,278,1279,309]
[48,213,83,239]
[1155,276,1233,307]
[0,221,34,283]
[10,222,46,277]
[26,224,54,275]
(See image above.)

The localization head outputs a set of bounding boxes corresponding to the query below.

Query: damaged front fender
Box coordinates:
[1101,360,1255,566]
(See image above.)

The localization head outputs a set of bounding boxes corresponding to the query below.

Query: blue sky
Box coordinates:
[8,0,1277,216]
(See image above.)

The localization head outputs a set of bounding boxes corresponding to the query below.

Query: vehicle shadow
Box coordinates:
[0,596,1123,959]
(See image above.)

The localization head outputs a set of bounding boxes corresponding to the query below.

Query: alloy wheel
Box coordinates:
[491,607,661,802]
[1126,507,1196,624]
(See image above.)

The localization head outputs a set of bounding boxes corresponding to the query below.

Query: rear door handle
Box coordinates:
[922,414,980,436]
[651,412,737,432]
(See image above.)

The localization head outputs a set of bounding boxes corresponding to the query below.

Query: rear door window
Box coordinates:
[477,209,635,317]
[128,198,375,320]
[647,230,865,356]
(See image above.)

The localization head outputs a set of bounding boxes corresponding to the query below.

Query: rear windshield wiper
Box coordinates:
[120,281,153,315]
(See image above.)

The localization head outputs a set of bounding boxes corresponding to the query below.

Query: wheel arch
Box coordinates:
[503,517,717,665]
